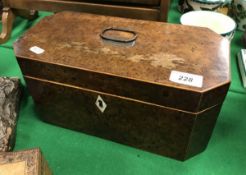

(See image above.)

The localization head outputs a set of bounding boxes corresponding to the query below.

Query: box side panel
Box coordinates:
[25,76,196,160]
[185,104,223,159]
[199,84,230,111]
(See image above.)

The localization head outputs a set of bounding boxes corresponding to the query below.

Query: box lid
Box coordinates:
[14,12,230,112]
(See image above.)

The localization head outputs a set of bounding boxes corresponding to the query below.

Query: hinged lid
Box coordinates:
[14,12,230,113]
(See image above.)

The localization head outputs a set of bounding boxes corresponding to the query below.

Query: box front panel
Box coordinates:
[185,103,222,159]
[25,76,196,160]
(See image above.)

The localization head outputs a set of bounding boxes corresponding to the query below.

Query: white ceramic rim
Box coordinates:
[191,0,225,4]
[180,11,236,35]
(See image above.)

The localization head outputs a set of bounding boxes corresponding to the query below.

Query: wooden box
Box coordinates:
[14,12,230,160]
[0,148,52,175]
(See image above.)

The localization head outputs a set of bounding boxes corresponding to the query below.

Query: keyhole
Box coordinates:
[95,95,107,113]
[98,100,103,108]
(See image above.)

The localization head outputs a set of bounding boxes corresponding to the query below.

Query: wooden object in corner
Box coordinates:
[0,148,52,175]
[0,0,170,43]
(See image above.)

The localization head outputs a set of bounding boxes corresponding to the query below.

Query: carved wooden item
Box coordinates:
[0,77,21,152]
[14,12,230,160]
[0,0,169,43]
[0,148,52,175]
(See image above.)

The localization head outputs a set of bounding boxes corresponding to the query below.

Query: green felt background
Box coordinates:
[1,0,246,174]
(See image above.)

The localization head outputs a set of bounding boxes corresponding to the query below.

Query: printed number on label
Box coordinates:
[178,75,193,83]
[169,70,203,88]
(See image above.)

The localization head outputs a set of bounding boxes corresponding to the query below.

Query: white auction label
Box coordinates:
[169,70,203,88]
[29,46,45,54]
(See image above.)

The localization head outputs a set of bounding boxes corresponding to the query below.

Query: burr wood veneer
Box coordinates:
[14,12,230,160]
